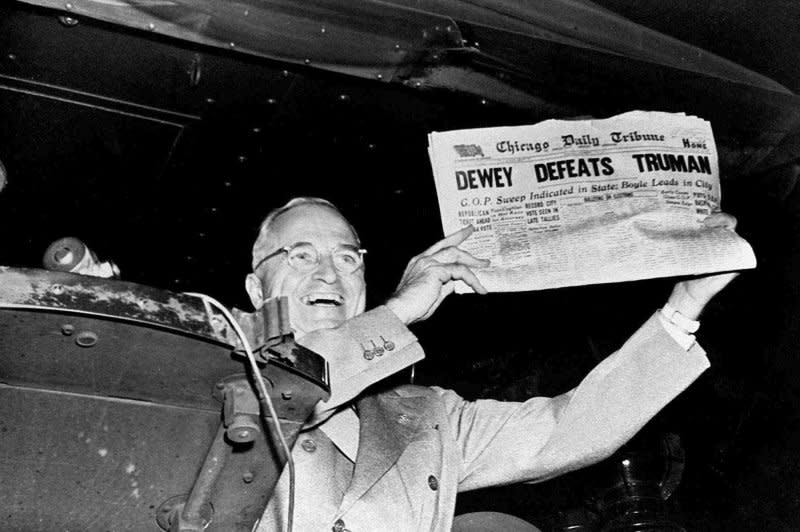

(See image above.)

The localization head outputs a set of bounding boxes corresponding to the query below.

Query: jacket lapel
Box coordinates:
[338,391,431,512]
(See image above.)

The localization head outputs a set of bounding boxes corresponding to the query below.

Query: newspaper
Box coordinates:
[427,111,756,293]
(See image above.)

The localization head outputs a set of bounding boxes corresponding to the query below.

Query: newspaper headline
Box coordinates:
[428,111,756,293]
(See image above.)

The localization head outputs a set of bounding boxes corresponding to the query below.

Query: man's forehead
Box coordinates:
[269,204,357,243]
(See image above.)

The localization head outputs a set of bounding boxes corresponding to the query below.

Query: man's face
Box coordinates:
[246,204,366,336]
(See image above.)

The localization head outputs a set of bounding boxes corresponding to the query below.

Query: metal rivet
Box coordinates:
[338,94,349,102]
[414,81,422,88]
[75,331,98,348]
[394,43,401,51]
[237,155,247,163]
[428,475,439,491]
[147,22,155,31]
[205,97,215,105]
[320,26,326,34]
[7,53,16,61]
[51,284,64,295]
[282,70,290,77]
[58,15,79,27]
[242,472,254,483]
[65,3,73,10]
[304,59,311,65]
[480,99,487,105]
[267,98,277,105]
[243,8,249,16]
[375,73,383,80]
[281,390,292,400]
[228,42,235,48]
[251,127,261,133]
[301,439,317,453]
[61,324,74,336]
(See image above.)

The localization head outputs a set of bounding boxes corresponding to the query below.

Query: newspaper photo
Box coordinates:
[428,111,757,293]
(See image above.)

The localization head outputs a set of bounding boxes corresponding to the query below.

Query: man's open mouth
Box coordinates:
[301,293,344,307]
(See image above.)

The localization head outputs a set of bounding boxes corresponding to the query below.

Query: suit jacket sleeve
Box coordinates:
[299,305,424,417]
[434,312,709,491]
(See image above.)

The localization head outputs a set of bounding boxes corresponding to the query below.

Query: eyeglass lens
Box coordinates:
[286,243,363,273]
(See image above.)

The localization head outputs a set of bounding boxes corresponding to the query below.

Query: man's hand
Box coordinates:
[667,212,741,320]
[385,225,490,325]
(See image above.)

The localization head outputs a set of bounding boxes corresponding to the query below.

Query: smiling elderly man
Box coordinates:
[247,197,738,532]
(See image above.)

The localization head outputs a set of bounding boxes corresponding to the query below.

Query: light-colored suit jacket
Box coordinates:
[258,307,709,532]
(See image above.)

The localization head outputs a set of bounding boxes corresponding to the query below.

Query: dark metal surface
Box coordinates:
[0,267,229,341]
[0,384,221,531]
[0,72,199,127]
[0,384,306,531]
[0,268,241,411]
[0,268,329,530]
[14,0,788,94]
[0,308,234,411]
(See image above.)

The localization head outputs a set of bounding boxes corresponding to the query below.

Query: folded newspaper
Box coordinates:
[428,111,756,293]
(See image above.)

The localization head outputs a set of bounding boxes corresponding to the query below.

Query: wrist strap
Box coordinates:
[661,303,700,334]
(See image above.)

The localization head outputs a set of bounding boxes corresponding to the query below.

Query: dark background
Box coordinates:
[2,1,800,529]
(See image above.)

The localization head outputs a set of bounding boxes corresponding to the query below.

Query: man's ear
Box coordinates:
[245,273,264,310]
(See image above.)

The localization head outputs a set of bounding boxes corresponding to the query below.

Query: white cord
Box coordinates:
[185,292,295,532]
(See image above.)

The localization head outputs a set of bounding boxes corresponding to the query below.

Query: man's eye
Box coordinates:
[337,252,358,265]
[292,250,316,262]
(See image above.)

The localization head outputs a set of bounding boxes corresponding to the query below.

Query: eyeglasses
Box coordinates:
[255,241,366,274]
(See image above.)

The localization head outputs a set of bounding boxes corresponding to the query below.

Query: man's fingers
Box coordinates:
[429,246,490,268]
[435,263,488,294]
[424,225,475,255]
[704,212,737,231]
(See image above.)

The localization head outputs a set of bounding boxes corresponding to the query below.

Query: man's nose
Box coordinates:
[312,254,338,282]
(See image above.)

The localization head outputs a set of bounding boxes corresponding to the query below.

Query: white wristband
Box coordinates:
[661,303,700,334]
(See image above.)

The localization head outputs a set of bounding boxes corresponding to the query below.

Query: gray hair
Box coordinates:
[251,197,360,270]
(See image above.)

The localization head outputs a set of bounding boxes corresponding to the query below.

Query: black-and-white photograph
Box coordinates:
[1,2,799,530]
